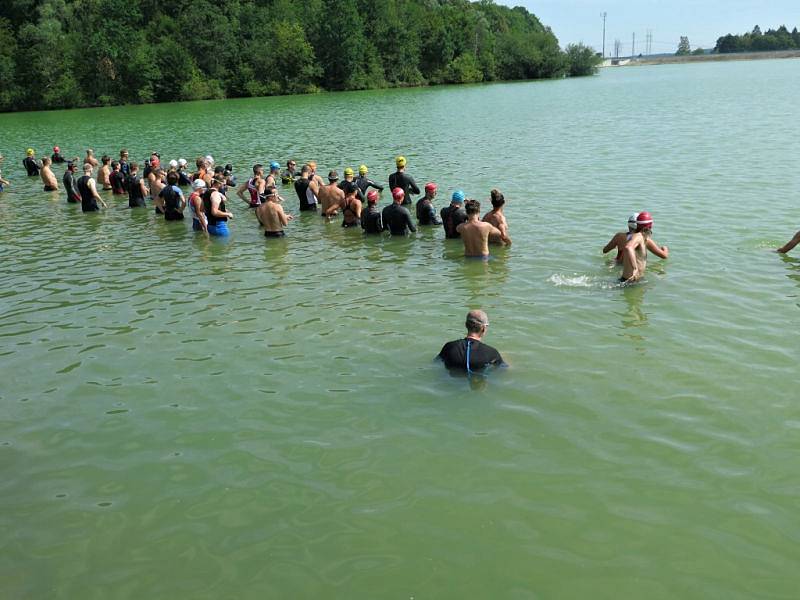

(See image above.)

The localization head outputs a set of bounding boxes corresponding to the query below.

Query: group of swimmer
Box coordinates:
[6,149,515,259]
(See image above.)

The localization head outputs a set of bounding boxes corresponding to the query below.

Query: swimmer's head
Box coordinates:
[67,161,77,171]
[192,179,206,190]
[464,199,480,215]
[395,156,406,168]
[359,164,368,175]
[264,185,277,200]
[253,163,263,175]
[205,155,214,166]
[343,181,358,196]
[270,161,280,171]
[111,160,120,170]
[82,163,93,173]
[169,159,178,169]
[53,146,60,153]
[425,182,437,194]
[627,212,639,231]
[636,211,653,231]
[328,170,339,182]
[343,167,354,178]
[42,156,51,166]
[392,187,405,202]
[307,160,317,171]
[465,310,490,334]
[490,189,504,208]
[451,190,465,204]
[26,148,35,156]
[166,171,179,185]
[367,190,379,204]
[101,155,110,165]
[287,160,296,169]
[178,158,187,167]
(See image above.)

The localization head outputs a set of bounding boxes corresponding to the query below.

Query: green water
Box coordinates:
[2,61,800,599]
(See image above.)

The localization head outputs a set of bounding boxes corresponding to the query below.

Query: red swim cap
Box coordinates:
[391,187,404,200]
[367,190,379,203]
[53,146,60,152]
[425,182,437,192]
[636,211,653,229]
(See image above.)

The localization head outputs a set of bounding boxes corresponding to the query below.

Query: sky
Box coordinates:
[506,0,800,55]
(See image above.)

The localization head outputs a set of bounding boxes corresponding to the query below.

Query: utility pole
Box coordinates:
[632,32,636,57]
[601,12,607,58]
[614,39,621,59]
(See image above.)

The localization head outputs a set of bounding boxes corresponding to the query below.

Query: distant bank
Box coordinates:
[602,49,800,67]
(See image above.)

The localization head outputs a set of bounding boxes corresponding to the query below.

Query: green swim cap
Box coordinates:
[359,164,368,175]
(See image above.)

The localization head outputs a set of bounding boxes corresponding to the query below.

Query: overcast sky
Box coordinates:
[506,0,800,55]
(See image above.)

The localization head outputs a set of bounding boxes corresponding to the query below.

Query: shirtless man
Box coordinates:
[40,157,59,191]
[84,149,99,168]
[256,186,293,237]
[482,189,511,243]
[320,171,345,217]
[620,211,668,283]
[98,155,112,190]
[339,181,362,228]
[456,199,509,258]
[149,168,166,213]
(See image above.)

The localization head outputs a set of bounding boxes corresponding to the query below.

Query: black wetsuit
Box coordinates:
[441,204,468,238]
[438,338,504,372]
[416,197,441,225]
[177,169,192,187]
[160,185,184,220]
[109,170,126,194]
[77,175,99,212]
[23,157,40,176]
[63,170,80,203]
[294,177,317,211]
[382,203,416,235]
[127,174,146,208]
[361,206,383,234]
[51,152,65,164]
[341,197,360,228]
[120,160,130,177]
[355,174,383,196]
[338,179,365,202]
[388,170,420,206]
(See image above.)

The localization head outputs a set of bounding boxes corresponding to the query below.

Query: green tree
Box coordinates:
[676,36,691,55]
[691,47,705,55]
[565,43,601,76]
[0,18,18,110]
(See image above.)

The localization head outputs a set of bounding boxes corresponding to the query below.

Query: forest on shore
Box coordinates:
[715,25,800,53]
[0,0,600,113]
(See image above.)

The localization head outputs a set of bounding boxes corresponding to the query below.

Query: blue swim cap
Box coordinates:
[270,161,280,170]
[451,190,465,203]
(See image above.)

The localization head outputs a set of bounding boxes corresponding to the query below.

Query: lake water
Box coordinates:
[2,59,800,599]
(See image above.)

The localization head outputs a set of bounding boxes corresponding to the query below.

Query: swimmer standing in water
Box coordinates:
[482,189,511,243]
[456,199,509,258]
[40,157,59,191]
[620,211,668,282]
[320,171,345,217]
[256,186,293,237]
[437,310,505,372]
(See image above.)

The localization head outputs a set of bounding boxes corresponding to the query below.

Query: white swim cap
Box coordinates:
[205,155,214,165]
[192,179,207,190]
[628,213,639,231]
[169,159,178,169]
[178,158,187,167]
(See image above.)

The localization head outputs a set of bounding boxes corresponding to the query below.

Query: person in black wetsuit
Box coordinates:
[441,190,467,238]
[63,162,81,203]
[388,156,420,206]
[109,161,126,195]
[338,167,365,202]
[126,162,147,208]
[437,310,505,372]
[77,163,107,212]
[355,164,383,197]
[382,187,417,236]
[361,191,383,234]
[51,146,66,164]
[23,149,40,176]
[159,171,186,221]
[119,149,130,177]
[416,182,442,226]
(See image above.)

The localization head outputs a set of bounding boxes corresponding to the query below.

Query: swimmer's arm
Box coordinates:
[278,206,290,226]
[235,181,249,202]
[488,224,509,245]
[603,233,622,254]
[88,178,107,207]
[408,176,420,195]
[406,211,417,233]
[623,239,640,280]
[777,231,800,253]
[369,179,384,191]
[646,237,669,258]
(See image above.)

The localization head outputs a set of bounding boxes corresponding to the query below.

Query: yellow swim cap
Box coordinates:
[344,167,354,177]
[26,148,34,156]
[359,164,368,175]
[395,156,406,168]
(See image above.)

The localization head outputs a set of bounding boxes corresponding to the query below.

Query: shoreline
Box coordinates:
[602,49,800,67]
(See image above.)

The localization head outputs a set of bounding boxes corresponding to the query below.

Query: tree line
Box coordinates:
[715,25,800,53]
[0,0,600,113]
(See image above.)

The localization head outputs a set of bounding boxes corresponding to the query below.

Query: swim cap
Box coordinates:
[205,155,214,165]
[451,190,465,203]
[395,156,406,168]
[192,179,207,190]
[392,187,405,200]
[328,170,339,181]
[627,213,639,231]
[367,190,379,203]
[359,164,368,175]
[178,158,187,167]
[151,157,160,168]
[26,148,34,156]
[270,161,280,170]
[53,146,60,153]
[425,182,437,192]
[169,159,178,169]
[636,211,654,229]
[344,167,354,177]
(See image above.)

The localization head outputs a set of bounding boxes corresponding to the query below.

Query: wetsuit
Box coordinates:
[177,169,192,187]
[63,170,80,203]
[77,175,99,212]
[126,174,146,208]
[341,197,359,228]
[416,198,441,225]
[281,169,296,184]
[381,203,416,235]
[109,171,126,194]
[361,206,383,234]
[355,175,383,196]
[441,205,467,238]
[119,160,130,177]
[294,177,317,211]
[160,184,184,221]
[388,170,419,206]
[264,230,285,238]
[203,190,229,236]
[338,180,365,202]
[51,152,65,164]
[23,157,40,177]
[438,338,504,372]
